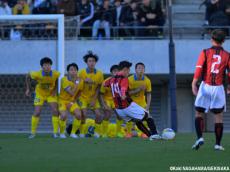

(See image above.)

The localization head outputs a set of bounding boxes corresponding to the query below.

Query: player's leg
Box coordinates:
[125,121,133,138]
[79,108,87,138]
[94,108,103,138]
[78,97,88,138]
[125,102,160,140]
[102,100,113,137]
[49,102,59,137]
[59,110,68,139]
[102,109,112,137]
[210,85,225,150]
[29,105,42,138]
[192,82,209,150]
[143,113,158,136]
[70,106,82,138]
[115,113,124,138]
[192,108,205,150]
[29,94,44,138]
[211,108,224,151]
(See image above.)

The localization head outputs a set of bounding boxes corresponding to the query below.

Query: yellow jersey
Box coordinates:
[78,68,104,99]
[59,76,84,102]
[128,74,151,108]
[30,70,60,96]
[100,77,113,101]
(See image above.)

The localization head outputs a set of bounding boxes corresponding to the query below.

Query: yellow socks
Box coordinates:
[80,123,86,135]
[116,119,123,134]
[31,115,40,134]
[102,120,109,136]
[52,116,59,134]
[126,121,133,134]
[59,119,66,134]
[71,118,81,134]
[94,123,101,135]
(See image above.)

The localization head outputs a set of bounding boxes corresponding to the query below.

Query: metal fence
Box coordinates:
[0,16,230,40]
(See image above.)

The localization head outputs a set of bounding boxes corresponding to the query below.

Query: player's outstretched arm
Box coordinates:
[25,73,31,97]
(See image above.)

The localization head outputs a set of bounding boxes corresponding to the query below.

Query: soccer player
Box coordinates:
[104,61,161,140]
[58,63,83,139]
[128,62,152,138]
[78,51,104,138]
[191,29,230,151]
[25,57,60,138]
[100,64,123,137]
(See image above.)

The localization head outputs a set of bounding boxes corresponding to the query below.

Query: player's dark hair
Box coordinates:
[135,62,145,69]
[40,57,52,66]
[118,61,132,70]
[110,64,119,73]
[83,51,99,63]
[211,29,226,44]
[67,63,79,71]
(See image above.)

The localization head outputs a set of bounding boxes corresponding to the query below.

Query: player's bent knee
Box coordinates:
[210,107,224,114]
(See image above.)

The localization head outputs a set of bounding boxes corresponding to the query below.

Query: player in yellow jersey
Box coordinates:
[78,51,104,138]
[25,57,60,138]
[100,65,124,138]
[127,62,152,138]
[58,63,84,139]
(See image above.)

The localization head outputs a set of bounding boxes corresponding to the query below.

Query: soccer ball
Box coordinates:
[162,128,175,140]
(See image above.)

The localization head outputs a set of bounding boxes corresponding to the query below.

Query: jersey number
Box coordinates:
[211,54,221,74]
[111,83,121,97]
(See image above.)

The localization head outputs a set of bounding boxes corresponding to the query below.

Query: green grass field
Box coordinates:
[0,133,229,172]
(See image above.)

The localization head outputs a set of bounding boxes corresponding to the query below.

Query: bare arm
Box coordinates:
[25,73,31,97]
[146,92,151,111]
[192,78,199,96]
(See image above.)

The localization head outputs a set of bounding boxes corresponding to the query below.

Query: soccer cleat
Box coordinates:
[28,134,36,139]
[125,133,133,138]
[214,145,225,151]
[70,134,79,139]
[149,134,161,141]
[53,133,59,138]
[192,137,204,150]
[60,134,66,139]
[79,134,85,138]
[94,132,100,138]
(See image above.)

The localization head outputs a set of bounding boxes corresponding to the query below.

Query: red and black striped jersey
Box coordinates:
[104,72,132,109]
[194,46,230,85]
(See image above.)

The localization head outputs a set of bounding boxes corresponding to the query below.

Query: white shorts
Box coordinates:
[195,81,226,113]
[115,102,146,122]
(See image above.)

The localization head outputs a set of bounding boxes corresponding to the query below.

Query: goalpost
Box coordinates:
[0,14,65,87]
[0,15,65,133]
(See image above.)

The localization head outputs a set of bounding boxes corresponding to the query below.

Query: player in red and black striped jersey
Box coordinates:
[192,29,230,151]
[104,61,161,140]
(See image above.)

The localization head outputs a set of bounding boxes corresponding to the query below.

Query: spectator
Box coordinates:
[57,0,75,16]
[76,0,94,37]
[0,0,12,15]
[203,0,229,35]
[203,0,228,25]
[13,0,30,14]
[120,0,139,37]
[138,0,165,37]
[112,0,122,36]
[7,0,17,8]
[92,0,113,39]
[32,0,53,14]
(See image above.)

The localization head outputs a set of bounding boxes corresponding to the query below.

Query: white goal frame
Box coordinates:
[0,14,65,90]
